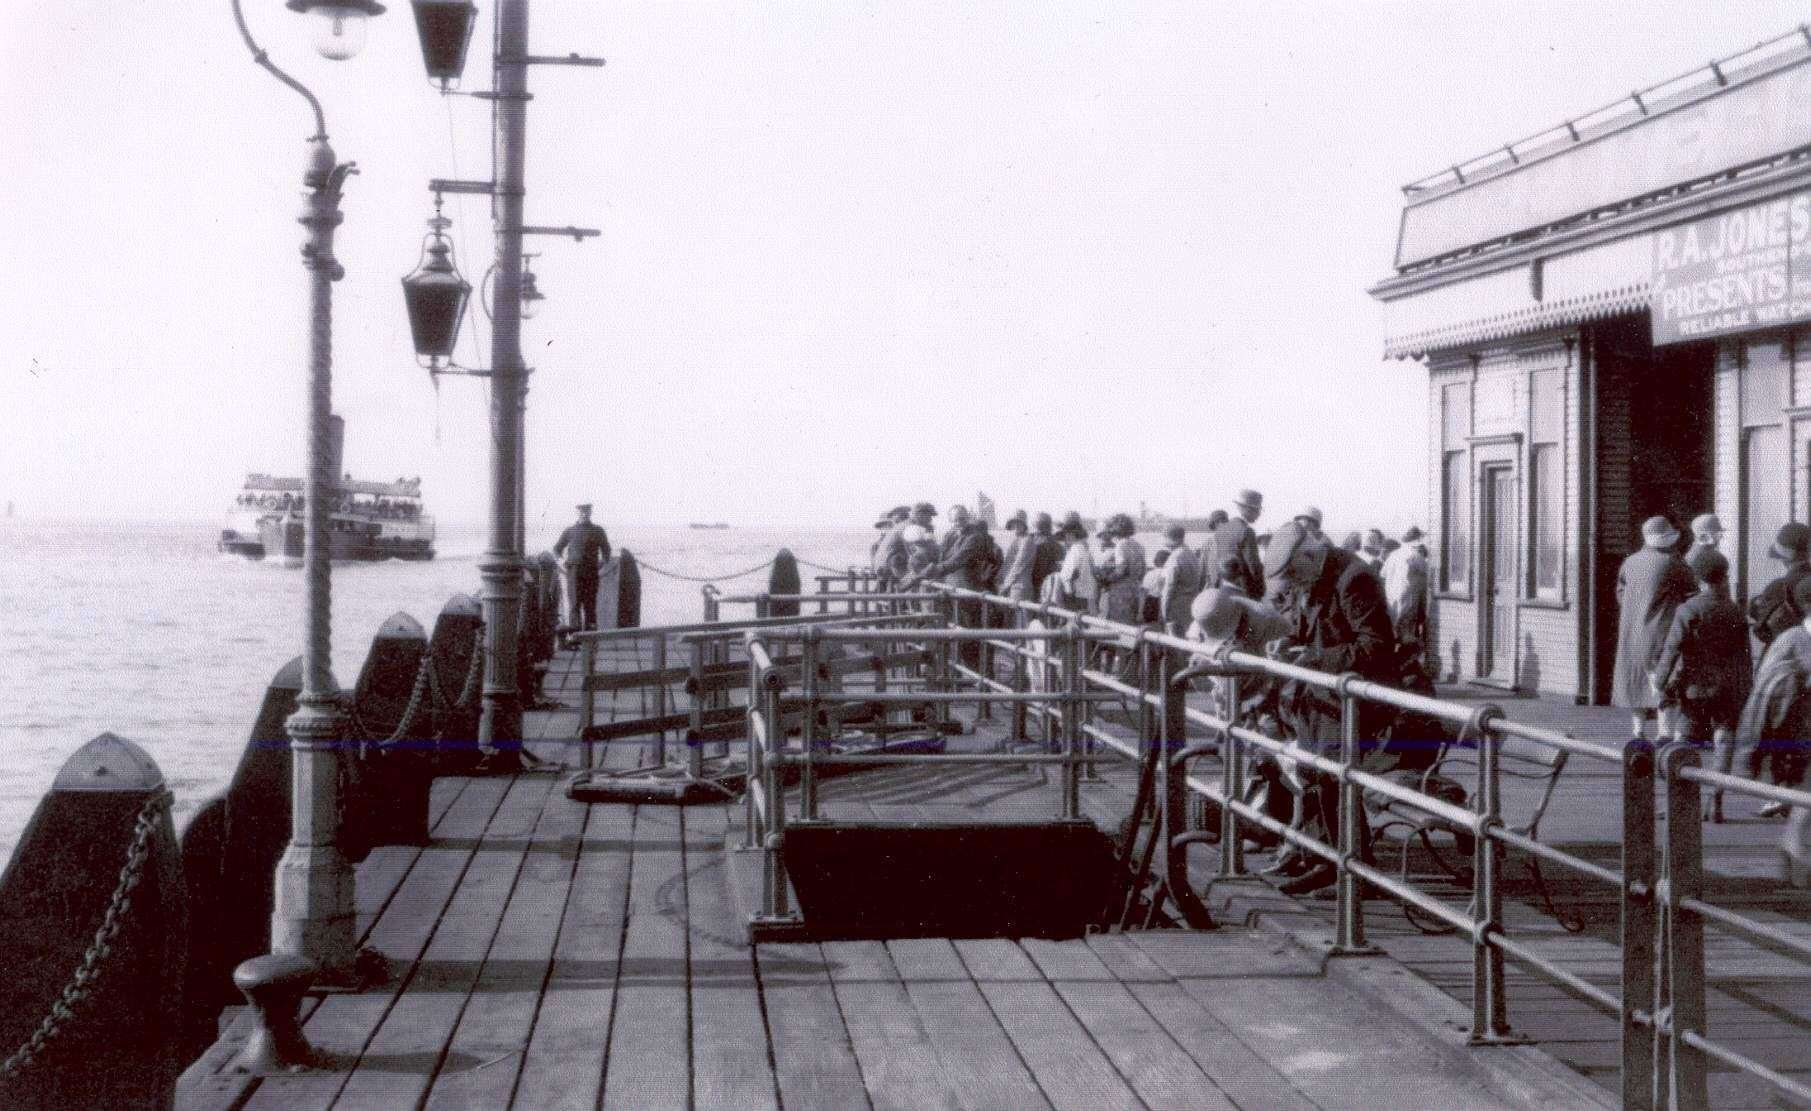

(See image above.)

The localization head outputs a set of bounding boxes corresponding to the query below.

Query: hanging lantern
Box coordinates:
[409,0,479,87]
[400,203,471,369]
[519,256,546,320]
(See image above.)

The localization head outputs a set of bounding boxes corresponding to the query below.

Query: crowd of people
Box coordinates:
[867,490,1436,894]
[234,490,422,519]
[1613,512,1808,824]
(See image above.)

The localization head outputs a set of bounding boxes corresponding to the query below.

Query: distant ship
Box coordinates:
[219,417,435,562]
[687,522,731,530]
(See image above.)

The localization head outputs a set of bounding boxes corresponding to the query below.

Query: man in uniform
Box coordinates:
[553,503,612,633]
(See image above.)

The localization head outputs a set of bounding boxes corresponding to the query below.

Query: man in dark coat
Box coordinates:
[552,503,611,632]
[1736,575,1811,820]
[929,516,1001,668]
[1029,512,1065,602]
[1205,489,1264,598]
[1614,516,1696,741]
[1653,547,1752,821]
[1259,520,1399,894]
[1749,522,1811,649]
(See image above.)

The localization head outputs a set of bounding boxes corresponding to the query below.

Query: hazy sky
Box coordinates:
[4,2,1808,535]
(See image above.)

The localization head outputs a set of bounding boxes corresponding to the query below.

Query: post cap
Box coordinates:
[52,733,165,792]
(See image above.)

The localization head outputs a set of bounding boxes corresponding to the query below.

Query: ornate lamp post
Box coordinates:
[230,0,384,982]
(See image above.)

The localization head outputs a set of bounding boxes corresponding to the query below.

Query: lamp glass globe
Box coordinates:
[308,5,370,60]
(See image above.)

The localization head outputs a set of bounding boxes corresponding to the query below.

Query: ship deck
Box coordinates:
[175,645,1811,1109]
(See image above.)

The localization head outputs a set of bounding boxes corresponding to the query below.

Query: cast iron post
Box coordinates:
[477,0,532,761]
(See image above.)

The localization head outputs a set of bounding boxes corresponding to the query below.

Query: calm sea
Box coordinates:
[0,519,873,864]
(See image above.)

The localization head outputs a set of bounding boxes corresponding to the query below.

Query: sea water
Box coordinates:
[0,519,872,863]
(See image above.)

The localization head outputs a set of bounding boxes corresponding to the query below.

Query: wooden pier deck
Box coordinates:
[177,646,1618,1110]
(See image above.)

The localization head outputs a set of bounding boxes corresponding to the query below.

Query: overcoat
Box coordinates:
[1096,537,1147,624]
[1652,590,1753,729]
[1737,623,1811,788]
[1612,546,1696,709]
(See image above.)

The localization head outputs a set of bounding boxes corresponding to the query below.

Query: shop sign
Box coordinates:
[1651,191,1811,345]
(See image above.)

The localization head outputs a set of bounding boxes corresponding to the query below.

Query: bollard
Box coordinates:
[768,549,801,618]
[0,735,187,1110]
[344,613,434,850]
[179,657,302,1053]
[616,550,642,628]
[428,594,485,773]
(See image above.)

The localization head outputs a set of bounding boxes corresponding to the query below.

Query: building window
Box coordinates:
[1442,449,1470,593]
[1526,367,1562,600]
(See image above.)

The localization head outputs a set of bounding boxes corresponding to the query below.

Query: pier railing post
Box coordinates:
[652,634,668,767]
[801,627,820,822]
[688,640,706,779]
[1657,743,1710,1110]
[1331,679,1375,956]
[1621,739,1658,1111]
[1219,670,1247,877]
[1468,704,1513,1041]
[1062,625,1083,820]
[579,637,596,770]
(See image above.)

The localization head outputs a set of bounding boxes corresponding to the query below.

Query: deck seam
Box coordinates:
[498,800,594,1111]
[939,942,1058,1110]
[591,804,639,1111]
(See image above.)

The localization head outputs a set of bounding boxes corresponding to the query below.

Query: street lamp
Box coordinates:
[287,0,387,61]
[229,0,382,1008]
[401,202,473,369]
[409,0,480,87]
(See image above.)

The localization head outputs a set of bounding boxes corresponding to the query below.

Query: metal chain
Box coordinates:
[345,655,435,747]
[634,556,776,584]
[1,789,172,1078]
[455,628,485,710]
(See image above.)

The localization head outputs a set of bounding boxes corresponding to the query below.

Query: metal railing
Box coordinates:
[680,580,1811,1107]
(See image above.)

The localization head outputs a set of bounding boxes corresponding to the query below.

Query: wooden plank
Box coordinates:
[1019,938,1236,1111]
[1085,934,1321,1111]
[951,939,1141,1111]
[820,940,962,1111]
[599,806,693,1110]
[242,775,553,1111]
[683,808,781,1111]
[509,802,637,1111]
[756,940,873,1111]
[183,776,512,1111]
[885,938,1049,1111]
[420,788,588,1110]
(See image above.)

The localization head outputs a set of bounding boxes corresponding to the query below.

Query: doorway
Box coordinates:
[1479,465,1518,684]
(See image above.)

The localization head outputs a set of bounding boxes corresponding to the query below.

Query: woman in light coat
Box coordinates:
[1614,516,1697,739]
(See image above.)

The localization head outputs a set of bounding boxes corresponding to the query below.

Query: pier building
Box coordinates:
[1372,28,1811,703]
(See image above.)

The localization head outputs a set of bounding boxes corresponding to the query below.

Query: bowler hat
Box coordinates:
[1771,522,1810,560]
[1691,513,1723,536]
[1235,489,1263,512]
[1295,506,1323,528]
[1059,510,1085,536]
[1005,509,1029,531]
[1034,511,1054,532]
[1401,525,1426,543]
[1261,520,1311,578]
[1641,516,1679,549]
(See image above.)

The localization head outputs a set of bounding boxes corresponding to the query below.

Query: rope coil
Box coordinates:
[2,789,172,1078]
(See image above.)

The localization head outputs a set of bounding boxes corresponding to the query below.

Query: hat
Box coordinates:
[1005,509,1029,531]
[1206,509,1229,528]
[1034,511,1054,532]
[1294,506,1323,528]
[1191,587,1246,641]
[1687,545,1729,587]
[1401,525,1426,543]
[1642,516,1680,549]
[1164,524,1187,544]
[1771,522,1810,560]
[913,502,938,517]
[1691,513,1724,536]
[1107,512,1136,536]
[577,502,592,510]
[1262,520,1311,578]
[1059,510,1086,537]
[1340,530,1363,551]
[873,515,893,529]
[891,504,912,520]
[1235,489,1264,512]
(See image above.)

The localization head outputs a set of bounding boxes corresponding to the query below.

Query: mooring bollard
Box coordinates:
[178,657,303,1056]
[344,613,434,851]
[617,549,642,628]
[0,734,187,1110]
[428,593,485,773]
[769,548,801,618]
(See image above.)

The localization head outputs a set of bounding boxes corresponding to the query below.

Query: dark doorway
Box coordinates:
[1588,315,1716,703]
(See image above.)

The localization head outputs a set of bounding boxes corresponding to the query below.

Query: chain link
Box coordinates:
[1,789,172,1078]
[346,654,436,747]
[634,556,776,584]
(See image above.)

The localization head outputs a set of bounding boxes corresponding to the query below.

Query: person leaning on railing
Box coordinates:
[1255,520,1401,896]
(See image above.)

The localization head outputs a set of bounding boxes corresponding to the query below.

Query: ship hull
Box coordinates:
[258,518,435,563]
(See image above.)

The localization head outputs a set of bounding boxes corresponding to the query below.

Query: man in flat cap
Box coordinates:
[1614,515,1696,742]
[554,503,612,633]
[1206,489,1265,599]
